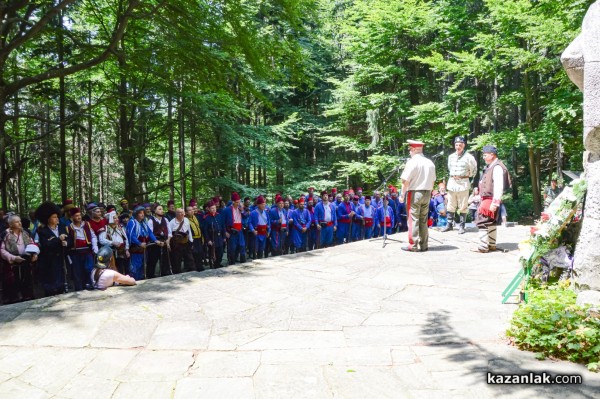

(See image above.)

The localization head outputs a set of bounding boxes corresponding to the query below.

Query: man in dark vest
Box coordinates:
[147,204,172,277]
[67,208,99,290]
[472,145,510,253]
[202,201,225,268]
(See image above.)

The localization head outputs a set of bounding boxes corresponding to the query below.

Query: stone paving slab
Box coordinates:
[1,226,599,398]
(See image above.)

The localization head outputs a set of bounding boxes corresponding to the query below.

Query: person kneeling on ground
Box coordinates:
[90,246,136,290]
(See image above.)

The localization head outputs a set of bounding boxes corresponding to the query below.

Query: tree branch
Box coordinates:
[3,0,142,97]
[0,0,76,60]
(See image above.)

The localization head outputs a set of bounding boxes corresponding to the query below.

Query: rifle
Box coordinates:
[210,226,217,268]
[163,240,173,275]
[61,245,70,293]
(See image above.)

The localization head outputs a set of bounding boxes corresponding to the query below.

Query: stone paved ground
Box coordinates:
[1,226,599,398]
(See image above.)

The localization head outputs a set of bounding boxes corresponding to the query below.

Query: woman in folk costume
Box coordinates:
[35,202,72,297]
[1,214,39,303]
[99,210,130,275]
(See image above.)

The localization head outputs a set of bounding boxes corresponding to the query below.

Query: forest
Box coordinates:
[0,0,592,219]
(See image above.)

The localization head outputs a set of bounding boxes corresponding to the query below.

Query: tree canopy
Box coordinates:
[0,0,592,218]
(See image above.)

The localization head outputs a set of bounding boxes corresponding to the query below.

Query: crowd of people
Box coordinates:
[0,135,515,305]
[0,187,415,304]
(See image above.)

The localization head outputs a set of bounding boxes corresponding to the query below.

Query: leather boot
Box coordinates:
[458,214,466,234]
[441,212,454,232]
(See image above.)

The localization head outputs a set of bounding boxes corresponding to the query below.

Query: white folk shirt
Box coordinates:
[323,202,332,222]
[447,151,478,192]
[491,161,505,201]
[168,218,193,242]
[71,222,99,253]
[400,153,436,191]
[233,207,242,223]
[99,225,130,250]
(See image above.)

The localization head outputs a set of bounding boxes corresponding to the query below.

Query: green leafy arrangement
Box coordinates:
[507,284,600,372]
[518,178,587,273]
[508,178,598,371]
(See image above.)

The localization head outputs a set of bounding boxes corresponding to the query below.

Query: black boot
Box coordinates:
[458,214,466,234]
[441,212,454,232]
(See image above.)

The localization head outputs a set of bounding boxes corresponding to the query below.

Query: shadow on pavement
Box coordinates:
[420,310,600,398]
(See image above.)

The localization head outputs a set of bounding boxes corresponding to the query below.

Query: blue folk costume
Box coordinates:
[269,198,288,255]
[336,197,354,245]
[351,198,363,241]
[371,196,383,237]
[201,207,226,268]
[126,207,157,280]
[314,194,337,248]
[290,203,311,251]
[249,199,271,258]
[376,203,395,236]
[223,193,246,265]
[306,203,318,250]
[357,200,376,239]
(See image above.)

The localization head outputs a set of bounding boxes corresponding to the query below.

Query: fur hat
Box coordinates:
[34,202,62,225]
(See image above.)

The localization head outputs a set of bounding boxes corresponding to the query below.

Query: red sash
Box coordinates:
[75,239,89,248]
[364,218,373,227]
[325,221,334,227]
[381,216,391,227]
[257,225,268,236]
[232,222,242,231]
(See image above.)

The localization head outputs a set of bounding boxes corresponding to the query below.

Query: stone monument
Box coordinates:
[561,1,600,307]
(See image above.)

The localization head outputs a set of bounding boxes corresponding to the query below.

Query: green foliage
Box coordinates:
[507,285,600,371]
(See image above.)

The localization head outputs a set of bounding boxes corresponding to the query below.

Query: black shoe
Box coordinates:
[440,223,453,232]
[401,245,419,252]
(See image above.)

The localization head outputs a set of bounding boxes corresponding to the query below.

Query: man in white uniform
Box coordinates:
[399,140,436,252]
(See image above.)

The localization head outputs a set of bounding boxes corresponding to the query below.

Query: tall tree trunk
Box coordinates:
[58,10,68,203]
[14,92,23,214]
[118,40,136,202]
[523,71,541,217]
[178,91,186,204]
[78,129,84,204]
[168,95,175,200]
[71,127,77,202]
[191,110,197,198]
[87,81,94,200]
[40,119,48,202]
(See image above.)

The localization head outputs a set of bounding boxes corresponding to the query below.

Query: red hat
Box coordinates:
[353,195,359,201]
[357,187,363,192]
[256,196,265,205]
[321,190,328,196]
[276,196,284,203]
[212,196,220,204]
[406,139,424,148]
[293,199,298,204]
[206,201,216,208]
[231,192,241,201]
[189,199,197,207]
[343,190,349,196]
[298,198,305,204]
[70,207,81,217]
[331,188,337,193]
[365,196,371,200]
[167,200,174,206]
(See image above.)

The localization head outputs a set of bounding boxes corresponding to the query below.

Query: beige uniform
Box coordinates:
[400,153,436,251]
[446,151,477,214]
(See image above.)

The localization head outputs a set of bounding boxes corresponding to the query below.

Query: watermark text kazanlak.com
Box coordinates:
[487,372,583,385]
